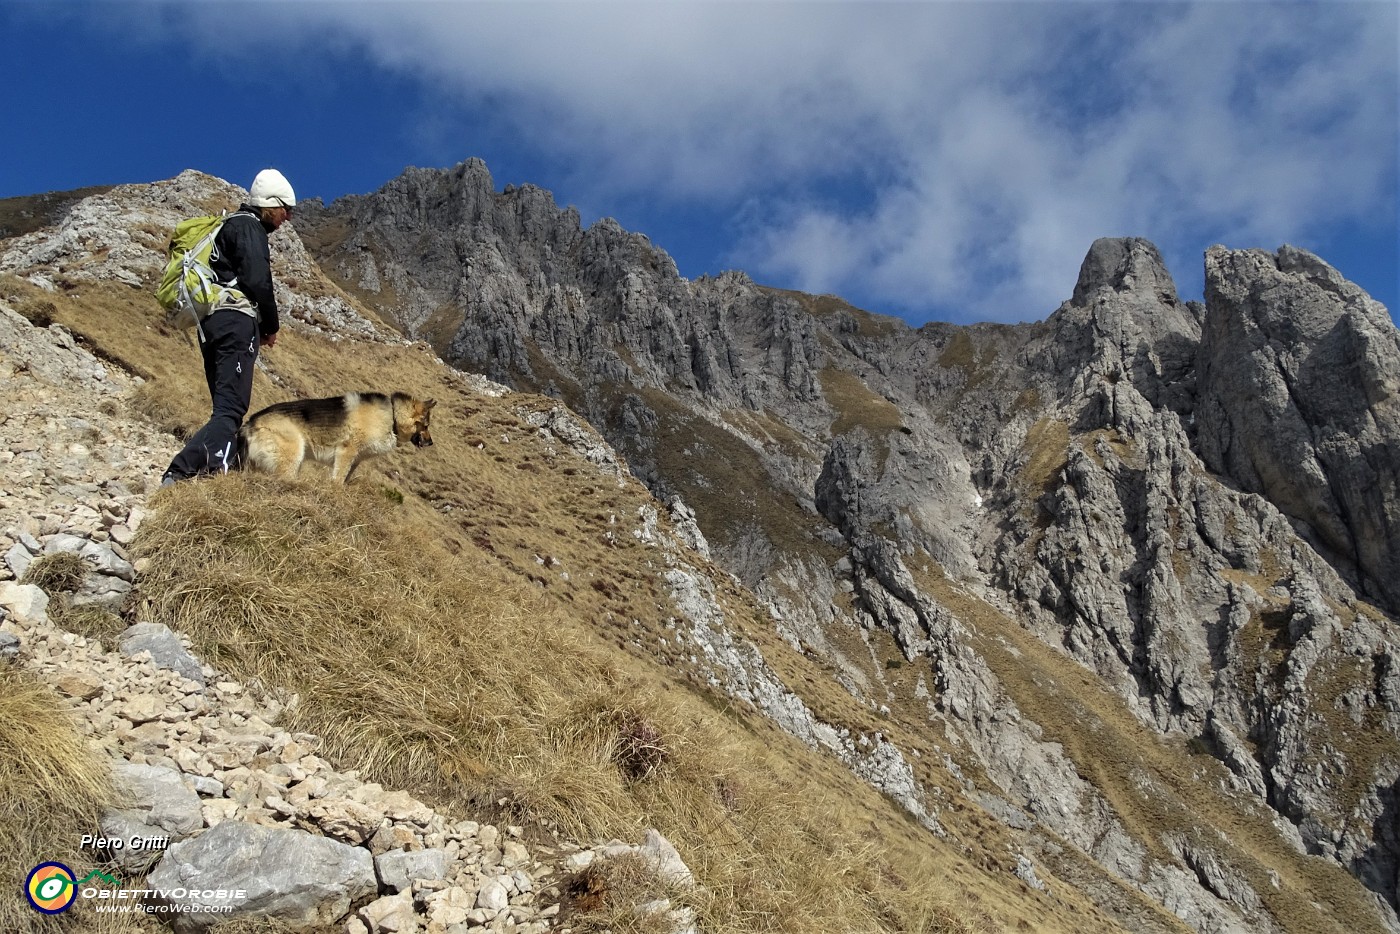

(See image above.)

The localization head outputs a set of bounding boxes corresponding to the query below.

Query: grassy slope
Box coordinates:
[0,261,1190,934]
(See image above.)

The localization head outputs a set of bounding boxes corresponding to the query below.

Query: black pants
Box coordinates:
[163,310,259,480]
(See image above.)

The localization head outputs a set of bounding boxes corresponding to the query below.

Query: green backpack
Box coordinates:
[155,211,251,339]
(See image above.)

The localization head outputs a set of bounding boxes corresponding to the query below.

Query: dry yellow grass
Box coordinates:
[0,669,161,933]
[20,552,90,593]
[1017,417,1070,503]
[820,365,906,440]
[132,474,973,933]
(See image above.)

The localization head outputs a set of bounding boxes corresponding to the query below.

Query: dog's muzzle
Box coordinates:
[411,432,433,447]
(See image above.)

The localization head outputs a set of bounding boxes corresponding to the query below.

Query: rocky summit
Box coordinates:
[2,163,1398,934]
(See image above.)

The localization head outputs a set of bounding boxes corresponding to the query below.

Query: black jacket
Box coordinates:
[209,206,279,337]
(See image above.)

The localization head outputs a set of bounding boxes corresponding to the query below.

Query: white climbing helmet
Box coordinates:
[248,169,296,208]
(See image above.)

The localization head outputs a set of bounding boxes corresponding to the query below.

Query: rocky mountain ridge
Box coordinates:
[297,159,1400,933]
[0,164,1395,934]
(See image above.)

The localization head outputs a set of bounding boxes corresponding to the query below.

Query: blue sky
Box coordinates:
[1,1,1395,326]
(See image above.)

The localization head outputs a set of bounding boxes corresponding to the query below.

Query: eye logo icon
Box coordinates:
[25,862,77,913]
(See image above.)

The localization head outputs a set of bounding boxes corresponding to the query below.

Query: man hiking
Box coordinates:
[161,169,294,486]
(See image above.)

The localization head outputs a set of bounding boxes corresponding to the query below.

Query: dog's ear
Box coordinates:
[424,398,437,410]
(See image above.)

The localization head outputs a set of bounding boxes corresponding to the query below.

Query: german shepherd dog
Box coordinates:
[238,392,435,482]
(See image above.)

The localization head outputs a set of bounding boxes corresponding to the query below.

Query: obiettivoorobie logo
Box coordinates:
[24,863,123,914]
[25,862,79,914]
[24,858,244,918]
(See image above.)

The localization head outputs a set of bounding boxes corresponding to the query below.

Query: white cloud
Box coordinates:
[90,0,1397,322]
[723,2,1397,320]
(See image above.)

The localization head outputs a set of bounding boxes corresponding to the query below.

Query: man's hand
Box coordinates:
[261,332,278,348]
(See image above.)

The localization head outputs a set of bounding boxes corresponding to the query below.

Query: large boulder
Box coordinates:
[147,822,377,932]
